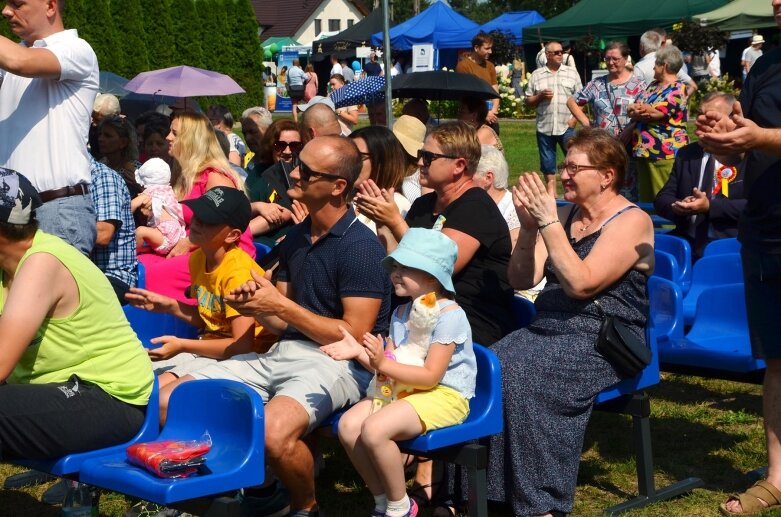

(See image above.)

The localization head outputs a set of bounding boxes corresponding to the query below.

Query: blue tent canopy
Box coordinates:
[371,1,479,49]
[437,11,546,49]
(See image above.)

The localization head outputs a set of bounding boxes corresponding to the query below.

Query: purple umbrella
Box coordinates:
[124,65,245,97]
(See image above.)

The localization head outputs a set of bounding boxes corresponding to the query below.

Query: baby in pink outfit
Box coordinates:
[132,158,186,255]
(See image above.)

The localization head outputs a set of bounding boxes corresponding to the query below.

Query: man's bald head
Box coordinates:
[305,136,362,193]
[300,104,342,142]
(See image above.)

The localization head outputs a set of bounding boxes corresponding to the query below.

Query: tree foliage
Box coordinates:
[67,0,122,73]
[671,18,729,55]
[228,0,267,114]
[170,0,204,67]
[110,0,150,76]
[141,0,176,69]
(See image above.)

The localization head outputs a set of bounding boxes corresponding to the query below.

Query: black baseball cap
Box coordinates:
[180,186,251,231]
[0,168,41,224]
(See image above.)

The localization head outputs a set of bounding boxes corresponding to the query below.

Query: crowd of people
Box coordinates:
[0,1,779,517]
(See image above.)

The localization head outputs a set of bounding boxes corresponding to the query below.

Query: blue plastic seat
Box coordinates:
[655,234,692,294]
[682,253,743,325]
[79,379,265,505]
[123,305,200,349]
[14,377,160,477]
[137,261,146,289]
[659,283,762,373]
[652,249,680,283]
[510,295,536,329]
[253,242,272,261]
[703,237,741,257]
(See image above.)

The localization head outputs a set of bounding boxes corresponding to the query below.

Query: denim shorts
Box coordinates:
[36,194,96,255]
[742,248,781,359]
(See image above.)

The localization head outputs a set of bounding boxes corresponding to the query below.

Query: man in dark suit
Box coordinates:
[655,92,746,259]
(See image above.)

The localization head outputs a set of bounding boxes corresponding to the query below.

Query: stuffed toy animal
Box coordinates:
[370,292,440,413]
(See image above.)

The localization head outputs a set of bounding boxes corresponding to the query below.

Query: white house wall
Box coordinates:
[294,0,364,46]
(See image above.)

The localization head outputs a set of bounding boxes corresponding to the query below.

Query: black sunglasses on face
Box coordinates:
[294,156,344,182]
[417,149,458,167]
[547,50,564,56]
[273,140,303,154]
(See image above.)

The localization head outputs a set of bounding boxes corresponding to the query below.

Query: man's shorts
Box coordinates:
[153,353,219,378]
[742,248,781,359]
[191,339,371,432]
[398,385,470,435]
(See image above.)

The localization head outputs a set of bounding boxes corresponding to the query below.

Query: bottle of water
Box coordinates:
[61,480,98,517]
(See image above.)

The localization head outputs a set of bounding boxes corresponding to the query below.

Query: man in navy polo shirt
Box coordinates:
[163,136,391,517]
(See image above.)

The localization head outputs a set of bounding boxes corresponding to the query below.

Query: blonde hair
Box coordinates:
[170,112,243,197]
[428,121,481,175]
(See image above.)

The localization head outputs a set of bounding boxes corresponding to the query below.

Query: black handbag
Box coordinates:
[593,299,651,378]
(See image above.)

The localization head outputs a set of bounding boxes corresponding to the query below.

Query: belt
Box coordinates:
[39,184,90,203]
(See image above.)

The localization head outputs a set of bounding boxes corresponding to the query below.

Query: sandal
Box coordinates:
[720,479,781,515]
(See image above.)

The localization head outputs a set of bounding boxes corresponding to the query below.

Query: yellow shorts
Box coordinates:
[398,385,470,435]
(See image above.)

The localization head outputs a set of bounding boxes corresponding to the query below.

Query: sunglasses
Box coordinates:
[546,50,564,56]
[294,156,344,182]
[273,140,303,154]
[417,149,458,167]
[359,151,371,161]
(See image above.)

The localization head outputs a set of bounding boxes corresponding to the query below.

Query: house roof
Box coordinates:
[251,0,370,39]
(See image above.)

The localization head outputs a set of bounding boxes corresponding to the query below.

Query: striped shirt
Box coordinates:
[526,64,582,136]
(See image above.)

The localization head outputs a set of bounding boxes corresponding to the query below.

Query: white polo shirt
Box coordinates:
[0,29,98,192]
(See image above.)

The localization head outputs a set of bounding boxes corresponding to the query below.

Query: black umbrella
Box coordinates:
[391,71,500,101]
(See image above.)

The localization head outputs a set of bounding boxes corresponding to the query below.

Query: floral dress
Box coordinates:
[631,80,689,161]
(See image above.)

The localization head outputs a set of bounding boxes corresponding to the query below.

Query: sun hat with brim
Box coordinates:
[392,115,426,159]
[298,95,335,112]
[0,168,41,225]
[381,228,457,294]
[751,35,765,44]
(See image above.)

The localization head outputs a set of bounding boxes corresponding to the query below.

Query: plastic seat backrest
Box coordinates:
[400,344,502,450]
[703,238,740,257]
[123,305,199,348]
[686,283,748,340]
[655,234,692,290]
[15,376,160,475]
[653,249,680,283]
[690,253,743,287]
[137,261,146,289]
[510,295,536,329]
[254,242,272,261]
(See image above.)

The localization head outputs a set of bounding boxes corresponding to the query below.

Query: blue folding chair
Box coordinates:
[682,253,743,325]
[80,379,265,508]
[655,234,692,294]
[123,305,200,349]
[14,377,160,478]
[658,283,762,374]
[703,237,741,257]
[510,295,536,329]
[652,249,680,284]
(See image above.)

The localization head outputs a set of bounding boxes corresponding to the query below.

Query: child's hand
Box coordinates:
[363,333,387,370]
[321,326,363,361]
[125,287,172,313]
[147,336,183,360]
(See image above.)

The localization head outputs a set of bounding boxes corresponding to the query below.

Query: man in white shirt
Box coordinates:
[634,30,698,95]
[525,41,582,197]
[0,0,98,254]
[741,34,764,81]
[329,55,341,77]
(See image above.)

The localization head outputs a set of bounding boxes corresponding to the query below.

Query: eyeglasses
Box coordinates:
[417,149,458,167]
[546,50,564,56]
[294,156,344,182]
[558,162,603,175]
[273,140,303,154]
[604,56,625,62]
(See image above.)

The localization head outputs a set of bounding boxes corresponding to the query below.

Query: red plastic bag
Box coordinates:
[126,437,211,478]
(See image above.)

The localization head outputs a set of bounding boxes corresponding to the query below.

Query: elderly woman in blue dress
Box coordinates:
[486,127,654,517]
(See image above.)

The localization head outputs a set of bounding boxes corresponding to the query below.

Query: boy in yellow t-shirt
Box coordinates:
[126,187,276,389]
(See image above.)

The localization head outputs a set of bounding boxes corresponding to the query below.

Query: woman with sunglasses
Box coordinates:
[137,112,256,302]
[348,126,411,237]
[486,128,653,517]
[244,119,301,242]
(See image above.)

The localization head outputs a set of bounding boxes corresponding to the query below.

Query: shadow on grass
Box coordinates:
[648,375,763,418]
[0,490,60,517]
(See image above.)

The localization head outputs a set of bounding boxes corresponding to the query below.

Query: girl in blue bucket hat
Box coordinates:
[322,228,477,517]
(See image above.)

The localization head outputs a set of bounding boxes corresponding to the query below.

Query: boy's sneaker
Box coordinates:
[238,483,290,517]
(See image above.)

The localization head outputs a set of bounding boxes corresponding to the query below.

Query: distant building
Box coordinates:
[251,0,369,46]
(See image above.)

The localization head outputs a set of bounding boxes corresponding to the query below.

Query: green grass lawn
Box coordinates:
[1,119,747,517]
